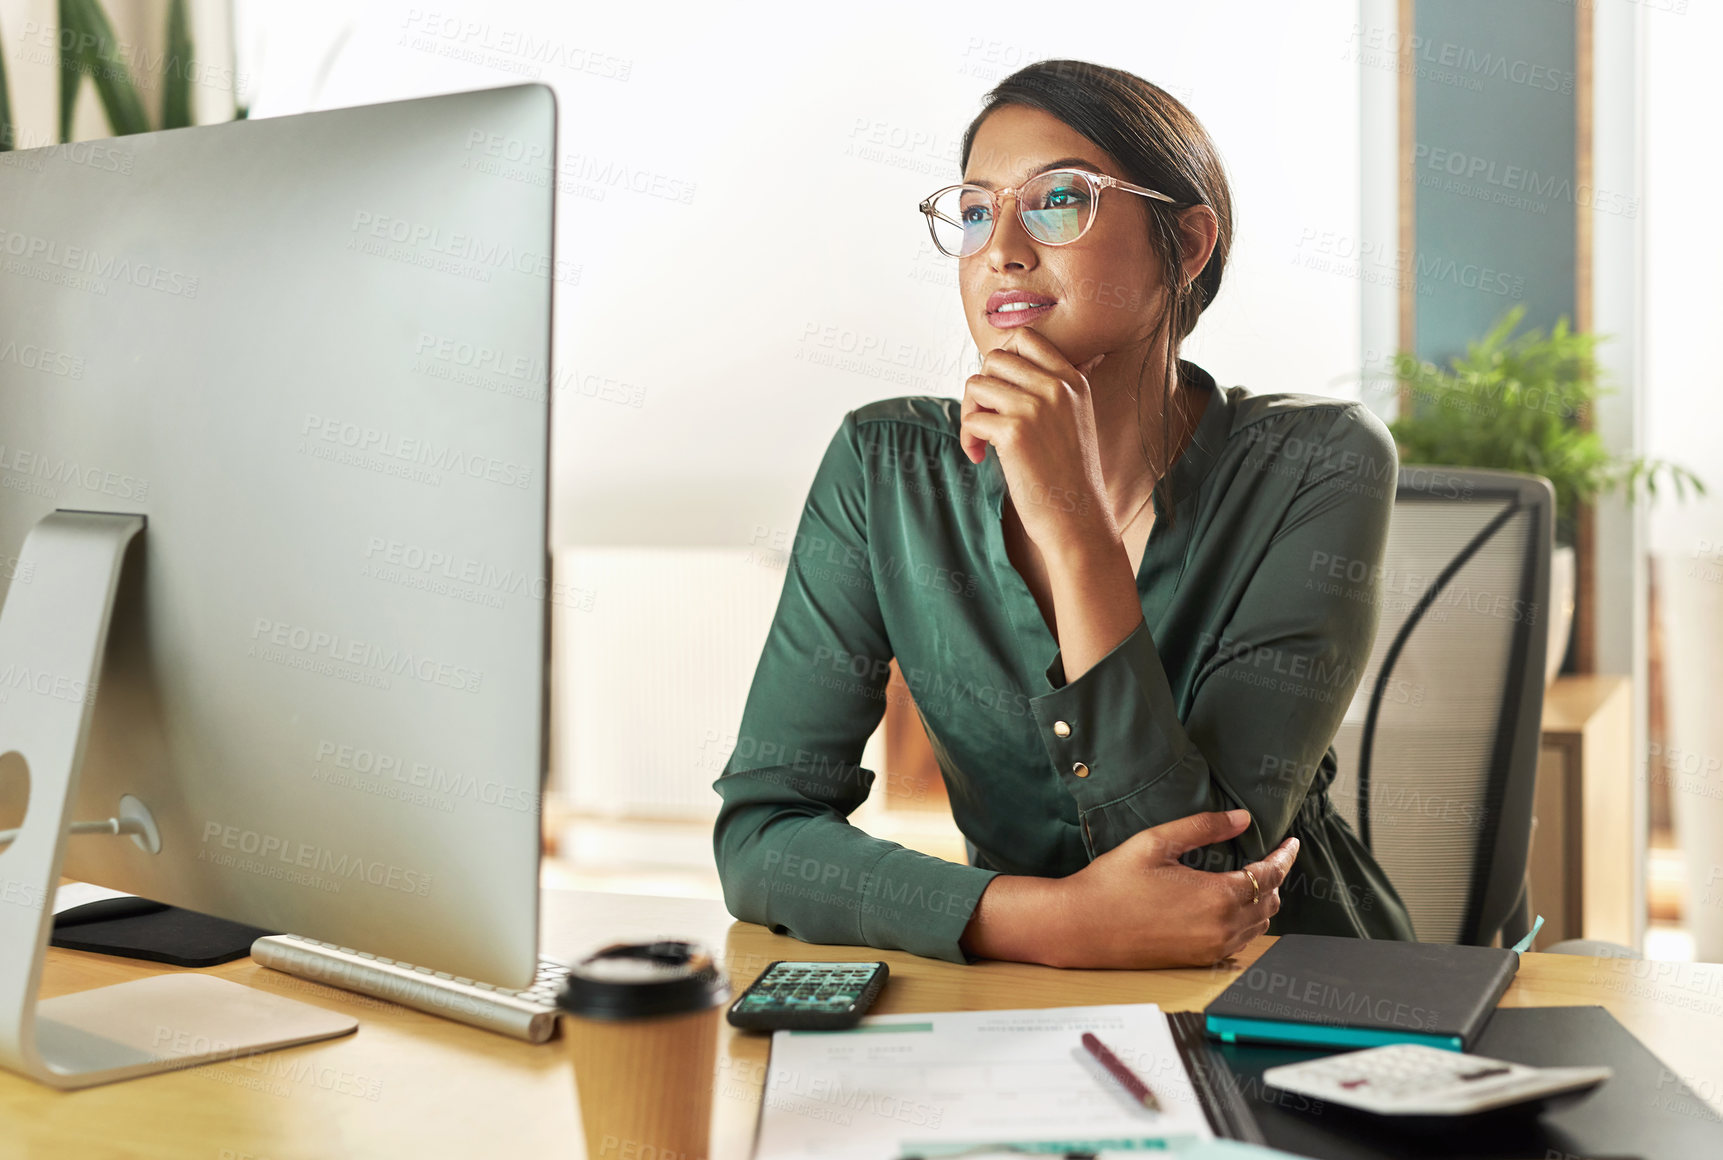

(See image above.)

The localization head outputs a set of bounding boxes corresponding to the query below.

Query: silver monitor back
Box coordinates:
[0,83,555,989]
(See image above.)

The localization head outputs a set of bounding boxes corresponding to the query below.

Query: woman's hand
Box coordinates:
[959,328,1112,563]
[1047,808,1297,969]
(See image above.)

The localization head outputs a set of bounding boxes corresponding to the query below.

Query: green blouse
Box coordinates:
[711,361,1416,964]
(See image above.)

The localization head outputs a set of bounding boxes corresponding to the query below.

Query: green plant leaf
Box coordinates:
[60,0,153,138]
[1386,306,1707,547]
[57,0,79,142]
[161,0,193,130]
[0,15,14,151]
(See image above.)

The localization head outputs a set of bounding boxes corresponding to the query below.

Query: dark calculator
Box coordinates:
[726,960,889,1031]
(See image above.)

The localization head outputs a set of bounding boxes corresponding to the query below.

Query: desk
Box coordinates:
[7,889,1721,1159]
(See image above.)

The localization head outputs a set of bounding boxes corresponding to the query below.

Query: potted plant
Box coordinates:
[1382,305,1705,683]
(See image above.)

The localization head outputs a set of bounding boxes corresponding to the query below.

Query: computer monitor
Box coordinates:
[0,83,556,1087]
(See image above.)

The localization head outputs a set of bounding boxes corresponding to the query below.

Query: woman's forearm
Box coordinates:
[958,873,1076,966]
[1045,534,1144,685]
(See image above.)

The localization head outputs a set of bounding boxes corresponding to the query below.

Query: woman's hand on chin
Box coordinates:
[1047,808,1298,970]
[959,326,1114,564]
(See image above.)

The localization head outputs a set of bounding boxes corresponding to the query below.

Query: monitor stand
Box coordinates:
[0,511,357,1090]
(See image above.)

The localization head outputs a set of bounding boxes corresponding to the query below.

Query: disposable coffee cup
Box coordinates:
[557,939,730,1160]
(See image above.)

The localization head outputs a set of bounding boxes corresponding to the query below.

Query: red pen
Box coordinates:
[1080,1031,1163,1112]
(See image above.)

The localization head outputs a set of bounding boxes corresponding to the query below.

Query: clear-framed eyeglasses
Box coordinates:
[918,168,1179,258]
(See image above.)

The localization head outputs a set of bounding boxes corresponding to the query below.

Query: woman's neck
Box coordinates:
[1087,348,1196,521]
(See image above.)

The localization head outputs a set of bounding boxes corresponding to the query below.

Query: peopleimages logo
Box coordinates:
[1237,966,1433,1030]
[314,740,539,814]
[300,413,533,490]
[362,535,596,611]
[0,337,86,379]
[249,617,484,694]
[0,663,96,705]
[0,224,199,297]
[347,211,579,285]
[0,441,149,500]
[199,821,432,897]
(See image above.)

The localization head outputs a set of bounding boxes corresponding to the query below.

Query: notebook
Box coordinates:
[1203,934,1518,1051]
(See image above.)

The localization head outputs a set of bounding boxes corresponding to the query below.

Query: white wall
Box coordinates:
[1644,1,1723,564]
[232,0,1368,549]
[1643,0,1723,958]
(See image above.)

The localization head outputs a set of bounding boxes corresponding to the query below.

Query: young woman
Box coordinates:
[712,60,1415,969]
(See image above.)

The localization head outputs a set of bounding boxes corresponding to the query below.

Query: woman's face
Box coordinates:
[959,104,1165,367]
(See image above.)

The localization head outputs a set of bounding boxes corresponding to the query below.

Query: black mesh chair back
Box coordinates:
[1329,466,1553,946]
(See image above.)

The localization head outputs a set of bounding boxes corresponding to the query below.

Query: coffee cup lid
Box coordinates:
[556,939,730,1020]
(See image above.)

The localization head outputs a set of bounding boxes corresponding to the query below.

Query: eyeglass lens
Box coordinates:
[929,171,1096,257]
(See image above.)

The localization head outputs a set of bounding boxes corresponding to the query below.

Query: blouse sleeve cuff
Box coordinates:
[1026,617,1196,819]
[854,848,1002,964]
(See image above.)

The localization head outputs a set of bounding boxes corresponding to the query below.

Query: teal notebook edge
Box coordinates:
[1203,1014,1463,1052]
[1200,933,1518,1052]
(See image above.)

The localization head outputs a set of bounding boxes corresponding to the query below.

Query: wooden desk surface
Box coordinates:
[7,889,1721,1159]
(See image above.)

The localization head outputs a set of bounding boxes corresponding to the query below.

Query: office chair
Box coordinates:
[1329,466,1553,947]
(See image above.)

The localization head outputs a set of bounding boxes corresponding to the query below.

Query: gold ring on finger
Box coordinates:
[1244,868,1261,906]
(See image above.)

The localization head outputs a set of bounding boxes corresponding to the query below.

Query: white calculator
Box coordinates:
[1262,1043,1612,1118]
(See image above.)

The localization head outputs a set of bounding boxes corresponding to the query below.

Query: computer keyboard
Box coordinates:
[250,934,568,1043]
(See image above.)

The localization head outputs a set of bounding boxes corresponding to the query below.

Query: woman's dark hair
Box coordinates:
[959,60,1234,517]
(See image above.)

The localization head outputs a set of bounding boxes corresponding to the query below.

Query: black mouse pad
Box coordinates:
[51,906,278,968]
